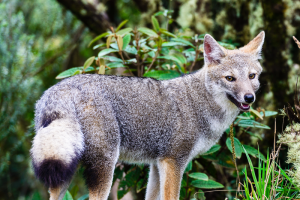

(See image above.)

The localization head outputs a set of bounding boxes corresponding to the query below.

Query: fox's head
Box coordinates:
[203,31,265,111]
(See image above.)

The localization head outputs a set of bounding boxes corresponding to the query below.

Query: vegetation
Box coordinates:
[1,0,300,199]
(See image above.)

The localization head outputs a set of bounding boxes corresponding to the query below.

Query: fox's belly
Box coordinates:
[118,147,159,164]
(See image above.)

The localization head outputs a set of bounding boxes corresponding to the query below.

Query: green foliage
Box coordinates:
[240,147,300,199]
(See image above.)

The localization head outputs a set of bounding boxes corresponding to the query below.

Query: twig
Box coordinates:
[119,51,134,76]
[189,46,201,72]
[146,48,160,73]
[133,29,142,77]
[229,122,240,195]
[293,36,300,49]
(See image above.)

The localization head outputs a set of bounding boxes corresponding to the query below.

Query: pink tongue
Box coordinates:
[241,103,250,109]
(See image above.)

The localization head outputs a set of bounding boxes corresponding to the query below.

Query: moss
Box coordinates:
[278,123,300,187]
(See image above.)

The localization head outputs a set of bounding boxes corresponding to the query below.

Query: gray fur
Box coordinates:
[31,32,265,200]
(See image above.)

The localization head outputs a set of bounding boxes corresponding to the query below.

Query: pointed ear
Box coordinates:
[203,34,225,65]
[240,31,265,59]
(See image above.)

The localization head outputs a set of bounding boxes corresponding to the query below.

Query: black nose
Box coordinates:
[244,94,254,103]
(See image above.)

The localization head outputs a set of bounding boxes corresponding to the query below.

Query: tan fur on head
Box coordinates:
[239,31,265,59]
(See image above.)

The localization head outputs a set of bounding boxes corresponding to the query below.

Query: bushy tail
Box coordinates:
[30,118,84,188]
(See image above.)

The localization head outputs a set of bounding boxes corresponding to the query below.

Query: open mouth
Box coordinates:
[226,93,250,111]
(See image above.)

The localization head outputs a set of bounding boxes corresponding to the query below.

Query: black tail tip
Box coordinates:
[33,159,78,188]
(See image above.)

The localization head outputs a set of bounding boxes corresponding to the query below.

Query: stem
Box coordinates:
[119,51,134,76]
[230,123,240,190]
[146,48,160,73]
[133,29,142,77]
[190,47,200,72]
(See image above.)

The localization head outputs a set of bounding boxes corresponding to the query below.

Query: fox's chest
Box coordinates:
[188,108,239,161]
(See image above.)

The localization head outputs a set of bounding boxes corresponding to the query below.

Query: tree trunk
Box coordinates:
[56,0,112,34]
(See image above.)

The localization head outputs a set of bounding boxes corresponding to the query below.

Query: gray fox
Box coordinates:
[30,31,265,200]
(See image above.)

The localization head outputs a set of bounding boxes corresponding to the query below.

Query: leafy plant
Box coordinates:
[239,146,300,199]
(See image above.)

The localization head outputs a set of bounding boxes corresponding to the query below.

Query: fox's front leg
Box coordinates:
[157,158,184,200]
[145,164,160,200]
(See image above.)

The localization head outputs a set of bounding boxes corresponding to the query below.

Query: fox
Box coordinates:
[30,31,265,200]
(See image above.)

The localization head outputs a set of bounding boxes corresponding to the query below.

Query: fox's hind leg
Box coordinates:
[49,183,70,200]
[78,100,120,200]
[83,155,118,200]
[145,164,160,200]
[82,132,119,200]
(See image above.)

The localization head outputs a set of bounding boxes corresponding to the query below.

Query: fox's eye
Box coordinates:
[225,76,235,82]
[249,73,256,79]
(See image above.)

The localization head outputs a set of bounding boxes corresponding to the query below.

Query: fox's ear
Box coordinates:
[240,31,265,59]
[203,34,225,65]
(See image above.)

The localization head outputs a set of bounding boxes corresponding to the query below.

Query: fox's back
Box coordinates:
[36,74,191,163]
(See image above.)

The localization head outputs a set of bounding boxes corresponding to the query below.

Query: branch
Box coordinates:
[132,0,149,12]
[56,0,111,34]
[33,25,85,76]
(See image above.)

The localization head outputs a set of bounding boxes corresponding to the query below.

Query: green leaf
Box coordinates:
[88,32,110,47]
[138,27,159,38]
[157,55,182,66]
[116,27,133,36]
[151,16,160,32]
[226,137,243,159]
[242,145,266,161]
[136,178,147,193]
[125,58,137,64]
[180,187,186,198]
[62,191,73,200]
[69,185,79,199]
[250,107,263,120]
[189,173,208,181]
[122,34,131,50]
[106,62,125,69]
[154,10,173,16]
[72,70,81,76]
[116,19,128,32]
[161,47,169,55]
[31,191,42,200]
[118,167,141,199]
[56,67,95,79]
[162,41,186,47]
[93,43,106,50]
[214,158,235,168]
[106,35,113,48]
[196,189,206,200]
[117,36,123,51]
[184,161,192,172]
[102,56,123,62]
[148,51,155,58]
[172,53,187,65]
[171,38,195,48]
[160,28,176,38]
[83,56,95,70]
[238,119,271,129]
[245,130,262,140]
[98,65,105,75]
[143,70,181,80]
[124,45,138,55]
[77,194,89,200]
[154,11,165,16]
[202,144,221,155]
[217,41,236,50]
[237,115,251,120]
[260,111,278,117]
[191,179,224,189]
[98,48,119,57]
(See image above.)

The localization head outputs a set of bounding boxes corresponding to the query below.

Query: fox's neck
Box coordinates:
[164,68,239,132]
